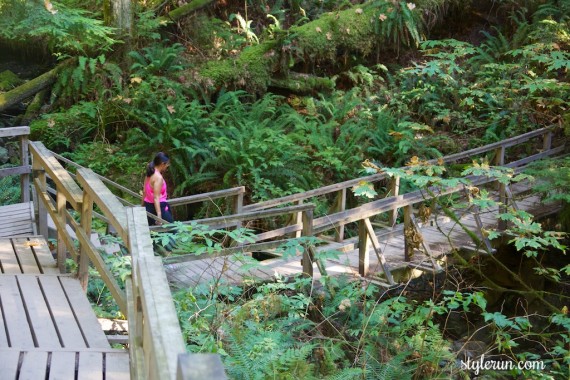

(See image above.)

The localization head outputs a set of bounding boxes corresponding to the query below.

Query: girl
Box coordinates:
[142,152,173,225]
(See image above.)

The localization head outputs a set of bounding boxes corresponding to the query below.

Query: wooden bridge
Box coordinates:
[0,127,225,379]
[158,127,565,289]
[0,126,564,379]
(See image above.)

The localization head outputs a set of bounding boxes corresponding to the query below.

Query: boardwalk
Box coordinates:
[0,235,129,379]
[165,183,558,289]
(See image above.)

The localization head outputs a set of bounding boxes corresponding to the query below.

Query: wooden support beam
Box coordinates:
[301,209,314,278]
[78,192,94,290]
[364,218,395,285]
[403,205,414,262]
[357,220,369,277]
[334,188,346,242]
[388,176,400,227]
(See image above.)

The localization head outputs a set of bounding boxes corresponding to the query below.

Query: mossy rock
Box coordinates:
[0,70,23,91]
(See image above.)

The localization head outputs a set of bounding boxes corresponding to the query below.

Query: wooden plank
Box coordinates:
[29,141,83,209]
[243,173,387,212]
[77,351,103,380]
[0,293,9,346]
[0,126,30,137]
[19,350,48,380]
[59,276,110,349]
[23,237,58,274]
[13,238,41,274]
[105,352,131,380]
[0,238,21,273]
[137,256,186,379]
[49,351,77,380]
[0,165,30,177]
[0,350,20,378]
[76,168,127,243]
[39,276,87,349]
[169,186,245,207]
[17,275,61,348]
[0,275,35,348]
[177,353,228,380]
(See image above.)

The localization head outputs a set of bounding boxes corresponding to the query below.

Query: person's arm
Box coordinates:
[152,176,164,223]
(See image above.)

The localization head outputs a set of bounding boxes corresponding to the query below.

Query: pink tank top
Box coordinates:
[143,174,167,203]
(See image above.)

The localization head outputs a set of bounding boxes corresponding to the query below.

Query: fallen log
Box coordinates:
[162,0,216,23]
[0,63,65,113]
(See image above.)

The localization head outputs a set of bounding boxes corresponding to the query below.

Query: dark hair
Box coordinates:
[146,152,169,177]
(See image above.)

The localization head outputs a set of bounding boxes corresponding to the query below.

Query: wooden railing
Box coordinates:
[25,137,226,379]
[165,127,564,283]
[48,150,245,226]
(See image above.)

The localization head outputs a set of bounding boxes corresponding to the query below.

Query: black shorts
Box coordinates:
[144,201,173,225]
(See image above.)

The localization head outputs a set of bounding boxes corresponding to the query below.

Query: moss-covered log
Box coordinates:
[162,0,215,23]
[270,73,335,94]
[195,0,456,93]
[0,60,70,113]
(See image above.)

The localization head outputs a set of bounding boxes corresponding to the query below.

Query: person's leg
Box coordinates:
[160,202,174,223]
[144,202,157,225]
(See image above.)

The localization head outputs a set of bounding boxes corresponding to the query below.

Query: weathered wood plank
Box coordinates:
[76,168,128,243]
[49,351,77,380]
[0,276,34,348]
[0,238,20,273]
[105,352,131,380]
[0,165,31,178]
[59,276,110,349]
[0,296,8,346]
[22,237,58,274]
[0,126,30,137]
[137,256,186,379]
[29,141,83,209]
[17,275,61,348]
[77,351,103,380]
[19,350,48,380]
[169,186,245,207]
[13,238,41,274]
[39,276,87,349]
[0,350,20,378]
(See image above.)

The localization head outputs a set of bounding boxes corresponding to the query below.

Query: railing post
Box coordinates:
[78,192,94,290]
[543,130,552,152]
[56,191,67,273]
[294,200,303,238]
[20,135,30,203]
[32,162,49,239]
[495,146,507,231]
[389,176,400,227]
[357,219,369,276]
[403,205,414,262]
[233,189,244,228]
[334,188,346,242]
[301,209,314,278]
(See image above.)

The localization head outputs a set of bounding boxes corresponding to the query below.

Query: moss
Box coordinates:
[0,70,23,91]
[294,7,377,61]
[199,40,278,93]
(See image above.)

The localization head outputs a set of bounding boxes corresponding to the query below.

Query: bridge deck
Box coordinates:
[0,236,129,379]
[165,190,559,289]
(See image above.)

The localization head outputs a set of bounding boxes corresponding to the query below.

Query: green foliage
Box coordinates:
[0,1,118,55]
[0,164,21,205]
[372,0,424,51]
[129,42,186,77]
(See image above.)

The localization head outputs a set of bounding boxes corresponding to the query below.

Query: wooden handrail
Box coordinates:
[243,173,387,212]
[0,126,29,138]
[312,136,562,235]
[243,127,556,214]
[127,207,190,380]
[30,141,83,209]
